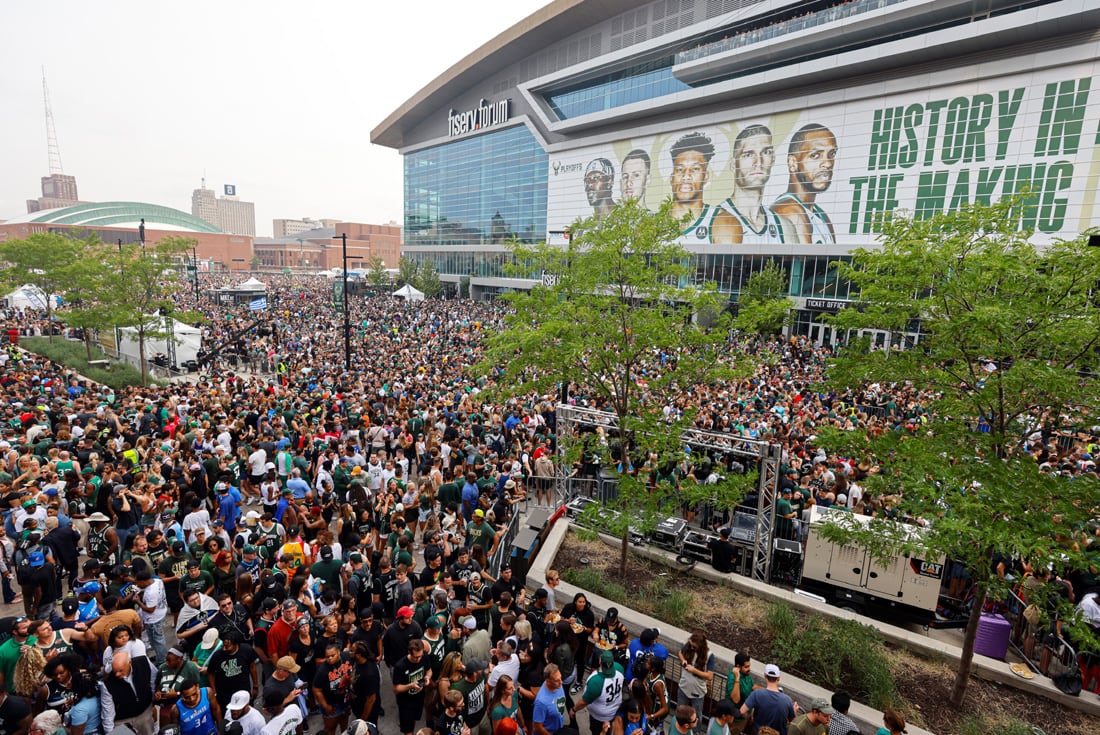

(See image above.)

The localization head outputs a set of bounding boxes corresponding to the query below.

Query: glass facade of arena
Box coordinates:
[405,250,855,302]
[404,126,548,248]
[545,58,689,120]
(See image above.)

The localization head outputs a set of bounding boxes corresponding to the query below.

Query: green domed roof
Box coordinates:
[29,201,223,233]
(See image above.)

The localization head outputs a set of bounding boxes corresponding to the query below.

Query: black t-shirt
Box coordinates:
[262,675,297,711]
[709,537,736,573]
[0,692,30,735]
[111,496,139,529]
[391,655,428,707]
[205,644,258,704]
[433,711,466,735]
[382,621,423,668]
[350,659,381,720]
[311,652,354,708]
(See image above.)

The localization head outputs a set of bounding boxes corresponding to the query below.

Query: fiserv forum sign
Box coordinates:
[448,98,510,137]
[545,62,1100,247]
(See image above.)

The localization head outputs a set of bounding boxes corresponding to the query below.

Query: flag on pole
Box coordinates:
[249,296,267,311]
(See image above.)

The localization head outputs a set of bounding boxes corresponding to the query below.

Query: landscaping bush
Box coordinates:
[21,337,155,390]
[765,602,897,710]
[959,714,1039,735]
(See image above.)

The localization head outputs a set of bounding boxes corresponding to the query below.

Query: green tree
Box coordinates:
[817,198,1100,706]
[366,256,389,286]
[415,259,442,298]
[479,199,752,575]
[249,254,261,271]
[459,275,471,299]
[398,256,418,287]
[0,232,87,341]
[733,259,794,336]
[56,235,120,360]
[105,236,202,385]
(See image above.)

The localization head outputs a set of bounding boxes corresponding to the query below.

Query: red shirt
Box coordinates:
[266,615,297,660]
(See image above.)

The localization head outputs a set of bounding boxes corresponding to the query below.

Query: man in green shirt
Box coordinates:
[465,511,496,557]
[0,618,35,692]
[179,560,215,598]
[310,545,344,594]
[155,647,203,710]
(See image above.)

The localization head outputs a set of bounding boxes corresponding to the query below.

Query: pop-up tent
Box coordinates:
[4,284,51,310]
[392,284,425,302]
[233,277,267,291]
[118,316,202,367]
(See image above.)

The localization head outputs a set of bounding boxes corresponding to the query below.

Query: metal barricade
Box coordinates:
[488,509,522,578]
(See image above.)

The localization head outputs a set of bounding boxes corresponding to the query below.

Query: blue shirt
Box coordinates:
[274,497,289,523]
[287,477,311,499]
[179,686,217,735]
[217,494,239,532]
[533,684,566,734]
[625,640,669,682]
[461,482,479,520]
[67,695,101,735]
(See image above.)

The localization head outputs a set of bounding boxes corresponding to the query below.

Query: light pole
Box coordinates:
[336,232,350,371]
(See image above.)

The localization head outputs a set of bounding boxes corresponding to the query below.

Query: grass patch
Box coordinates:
[959,714,1039,735]
[21,337,159,389]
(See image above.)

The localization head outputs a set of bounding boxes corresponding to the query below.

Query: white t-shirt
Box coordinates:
[261,705,304,735]
[226,707,267,735]
[138,578,168,625]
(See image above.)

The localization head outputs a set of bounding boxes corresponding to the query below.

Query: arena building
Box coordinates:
[0,201,255,271]
[373,0,1100,346]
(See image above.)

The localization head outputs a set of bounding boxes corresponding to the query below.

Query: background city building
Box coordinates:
[252,222,402,271]
[273,217,341,238]
[27,173,83,213]
[374,0,1100,346]
[191,183,256,236]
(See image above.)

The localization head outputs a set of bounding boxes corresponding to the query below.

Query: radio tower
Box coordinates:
[42,68,64,174]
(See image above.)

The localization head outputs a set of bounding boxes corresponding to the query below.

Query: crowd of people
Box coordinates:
[0,272,1097,735]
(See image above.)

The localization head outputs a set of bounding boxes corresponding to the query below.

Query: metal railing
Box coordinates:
[488,506,523,578]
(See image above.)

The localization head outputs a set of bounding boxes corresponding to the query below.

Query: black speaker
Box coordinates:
[1088,234,1100,248]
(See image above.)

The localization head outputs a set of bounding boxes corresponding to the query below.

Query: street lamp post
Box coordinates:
[336,232,350,371]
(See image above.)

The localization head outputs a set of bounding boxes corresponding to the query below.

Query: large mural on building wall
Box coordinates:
[546,64,1100,246]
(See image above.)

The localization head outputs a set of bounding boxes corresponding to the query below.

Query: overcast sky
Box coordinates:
[0,0,548,236]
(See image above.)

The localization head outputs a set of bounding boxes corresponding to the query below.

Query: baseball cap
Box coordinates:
[186,559,200,569]
[228,691,251,710]
[462,616,477,630]
[764,664,781,678]
[426,616,443,629]
[21,499,36,508]
[83,559,101,571]
[606,607,618,620]
[276,656,301,672]
[200,629,220,650]
[243,545,257,554]
[320,546,334,560]
[810,697,835,714]
[464,658,486,674]
[473,509,484,517]
[171,540,187,554]
[261,598,278,611]
[61,598,78,614]
[396,605,414,619]
[28,551,44,567]
[78,581,101,594]
[600,649,615,671]
[349,552,363,563]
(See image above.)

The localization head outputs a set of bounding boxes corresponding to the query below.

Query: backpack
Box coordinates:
[348,567,373,613]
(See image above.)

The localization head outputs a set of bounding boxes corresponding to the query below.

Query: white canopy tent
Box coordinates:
[4,284,51,310]
[392,284,425,302]
[233,277,268,291]
[118,316,202,366]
